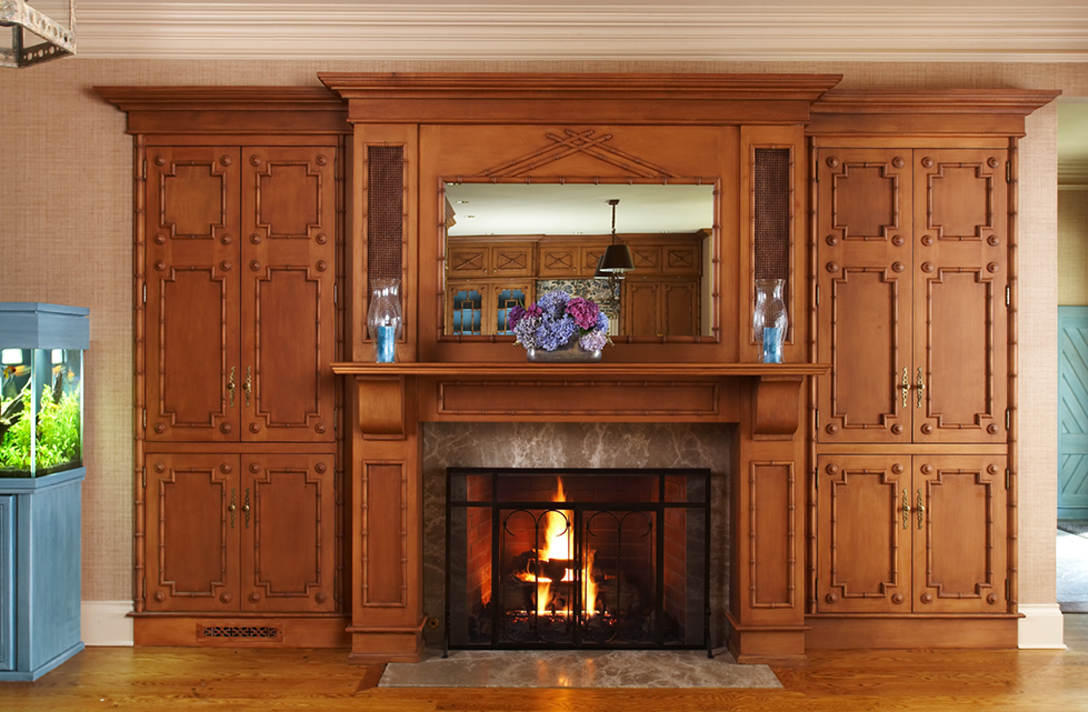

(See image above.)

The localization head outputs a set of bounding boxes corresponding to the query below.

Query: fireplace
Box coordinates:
[445,467,711,654]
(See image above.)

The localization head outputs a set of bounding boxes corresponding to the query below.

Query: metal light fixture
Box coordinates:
[594,199,634,313]
[1,0,76,69]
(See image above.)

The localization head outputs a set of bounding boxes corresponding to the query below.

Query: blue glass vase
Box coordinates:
[753,278,787,364]
[367,278,402,363]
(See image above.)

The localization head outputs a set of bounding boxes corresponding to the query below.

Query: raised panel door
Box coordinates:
[538,244,580,277]
[145,147,241,443]
[144,453,240,612]
[624,281,661,336]
[239,454,337,613]
[240,147,338,443]
[912,150,1008,445]
[816,454,911,613]
[816,148,913,444]
[447,243,489,278]
[913,455,1007,613]
[660,281,698,336]
[490,244,534,277]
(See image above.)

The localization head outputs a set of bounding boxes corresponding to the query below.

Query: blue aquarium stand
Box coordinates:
[0,303,88,681]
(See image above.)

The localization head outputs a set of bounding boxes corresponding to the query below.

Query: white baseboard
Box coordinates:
[81,601,134,646]
[1018,603,1066,649]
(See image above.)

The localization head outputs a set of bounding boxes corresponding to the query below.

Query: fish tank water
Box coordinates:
[0,303,89,478]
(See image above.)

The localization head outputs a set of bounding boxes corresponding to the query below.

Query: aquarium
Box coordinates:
[0,303,89,478]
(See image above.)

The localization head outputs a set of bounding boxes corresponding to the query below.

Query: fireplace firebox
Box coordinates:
[445,467,712,656]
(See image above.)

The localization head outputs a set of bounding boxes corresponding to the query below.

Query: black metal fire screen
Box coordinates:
[445,467,711,656]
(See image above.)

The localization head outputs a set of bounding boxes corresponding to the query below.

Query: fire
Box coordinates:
[514,477,600,618]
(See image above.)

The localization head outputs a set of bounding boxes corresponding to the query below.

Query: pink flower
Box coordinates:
[565,297,600,330]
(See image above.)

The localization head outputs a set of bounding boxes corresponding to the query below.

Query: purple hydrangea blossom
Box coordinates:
[579,329,610,352]
[512,290,611,353]
[565,297,600,329]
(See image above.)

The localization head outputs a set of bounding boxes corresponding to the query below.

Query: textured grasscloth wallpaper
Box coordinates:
[0,59,1080,605]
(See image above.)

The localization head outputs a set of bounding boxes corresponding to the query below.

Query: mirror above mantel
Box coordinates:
[441,181,717,340]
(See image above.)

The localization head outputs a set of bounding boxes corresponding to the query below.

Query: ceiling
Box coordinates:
[25,1,1088,62]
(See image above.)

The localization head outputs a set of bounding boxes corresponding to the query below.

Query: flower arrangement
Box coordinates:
[508,291,612,353]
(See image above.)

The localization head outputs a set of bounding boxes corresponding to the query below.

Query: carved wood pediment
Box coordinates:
[474,129,680,179]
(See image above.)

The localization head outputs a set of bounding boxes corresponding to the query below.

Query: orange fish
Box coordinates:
[3,365,29,379]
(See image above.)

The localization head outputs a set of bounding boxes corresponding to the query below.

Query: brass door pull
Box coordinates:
[243,488,251,528]
[243,366,252,407]
[227,366,236,407]
[228,488,237,528]
[916,367,926,408]
[900,367,910,408]
[902,488,910,530]
[916,489,925,530]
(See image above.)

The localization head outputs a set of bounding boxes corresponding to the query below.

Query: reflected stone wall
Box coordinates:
[421,421,733,649]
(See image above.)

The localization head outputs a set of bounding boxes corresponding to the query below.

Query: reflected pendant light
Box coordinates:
[597,199,634,273]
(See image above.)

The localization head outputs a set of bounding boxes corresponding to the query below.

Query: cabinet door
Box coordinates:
[816,454,911,613]
[240,147,338,443]
[490,244,534,277]
[239,454,337,613]
[491,283,531,335]
[145,453,240,612]
[447,243,489,278]
[0,495,12,671]
[447,282,484,336]
[538,244,580,277]
[145,147,241,443]
[625,281,661,336]
[816,148,913,444]
[913,455,1007,613]
[912,150,1008,444]
[660,280,698,336]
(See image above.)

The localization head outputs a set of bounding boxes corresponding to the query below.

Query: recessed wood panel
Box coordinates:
[816,455,909,613]
[921,157,999,242]
[241,454,336,612]
[823,153,907,242]
[749,461,795,608]
[915,456,1007,613]
[363,462,407,607]
[252,161,322,239]
[819,267,908,443]
[146,454,238,612]
[437,381,720,418]
[150,267,239,442]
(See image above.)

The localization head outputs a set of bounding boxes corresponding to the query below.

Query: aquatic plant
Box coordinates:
[0,383,81,473]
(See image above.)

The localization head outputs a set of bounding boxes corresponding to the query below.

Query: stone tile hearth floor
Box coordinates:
[378,648,782,689]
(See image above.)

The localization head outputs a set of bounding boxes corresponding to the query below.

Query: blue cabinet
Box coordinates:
[0,470,85,680]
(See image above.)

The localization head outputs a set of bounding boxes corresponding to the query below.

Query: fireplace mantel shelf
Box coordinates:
[331,362,828,378]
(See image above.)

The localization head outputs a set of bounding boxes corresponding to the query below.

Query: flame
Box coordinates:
[510,477,601,619]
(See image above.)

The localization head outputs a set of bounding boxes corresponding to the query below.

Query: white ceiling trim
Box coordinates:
[71,3,1088,62]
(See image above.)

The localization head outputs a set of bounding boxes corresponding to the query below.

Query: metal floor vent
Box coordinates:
[198,625,284,642]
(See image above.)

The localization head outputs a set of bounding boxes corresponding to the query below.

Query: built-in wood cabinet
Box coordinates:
[815,147,1008,445]
[815,453,1007,615]
[97,85,351,647]
[144,452,337,614]
[144,145,338,445]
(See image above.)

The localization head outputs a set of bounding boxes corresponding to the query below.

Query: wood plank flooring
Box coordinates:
[2,615,1087,711]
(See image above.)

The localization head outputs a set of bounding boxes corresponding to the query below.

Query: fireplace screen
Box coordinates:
[445,467,711,655]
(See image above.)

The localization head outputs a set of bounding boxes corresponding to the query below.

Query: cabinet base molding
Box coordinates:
[132,614,350,648]
[725,615,809,665]
[805,615,1019,650]
[346,618,427,664]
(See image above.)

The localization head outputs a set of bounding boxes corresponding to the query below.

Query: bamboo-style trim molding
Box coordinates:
[331,362,828,377]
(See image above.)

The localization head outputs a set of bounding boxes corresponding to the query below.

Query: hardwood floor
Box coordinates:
[3,616,1087,711]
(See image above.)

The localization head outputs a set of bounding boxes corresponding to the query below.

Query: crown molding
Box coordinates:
[71,2,1088,62]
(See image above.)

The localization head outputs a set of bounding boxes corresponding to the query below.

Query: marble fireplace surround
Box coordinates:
[333,362,821,664]
[422,421,731,649]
